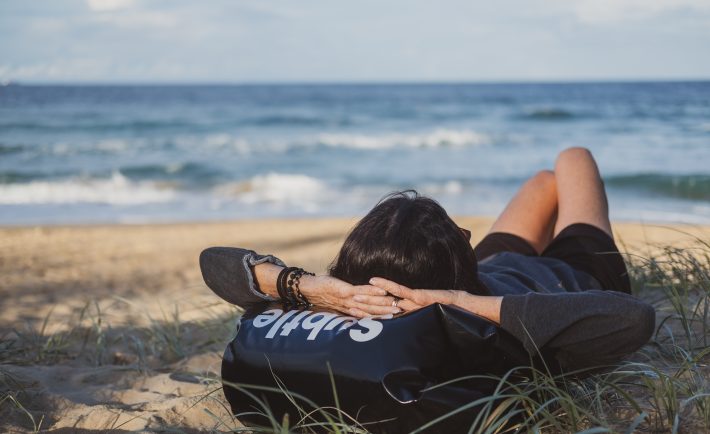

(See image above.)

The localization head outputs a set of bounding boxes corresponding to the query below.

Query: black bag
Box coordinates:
[221,302,531,433]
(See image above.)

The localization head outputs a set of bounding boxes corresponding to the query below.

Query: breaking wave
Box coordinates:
[215,173,334,208]
[314,129,491,150]
[0,172,176,205]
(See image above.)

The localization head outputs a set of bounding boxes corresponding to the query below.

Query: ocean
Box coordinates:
[1,82,709,225]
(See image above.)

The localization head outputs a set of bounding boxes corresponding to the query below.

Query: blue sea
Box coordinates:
[0,82,709,225]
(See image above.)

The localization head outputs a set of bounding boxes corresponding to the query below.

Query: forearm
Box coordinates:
[252,261,283,298]
[253,262,328,301]
[454,293,503,324]
[203,252,396,315]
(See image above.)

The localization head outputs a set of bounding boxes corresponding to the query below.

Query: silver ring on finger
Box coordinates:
[391,297,400,308]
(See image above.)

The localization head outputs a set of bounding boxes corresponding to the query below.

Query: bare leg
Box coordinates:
[488,170,558,254]
[553,147,613,238]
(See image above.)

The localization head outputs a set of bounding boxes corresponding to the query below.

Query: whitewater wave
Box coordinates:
[181,134,253,154]
[0,172,176,205]
[420,180,465,195]
[314,129,491,150]
[191,129,492,153]
[215,173,334,209]
[174,128,493,153]
[214,173,484,215]
[3,129,492,162]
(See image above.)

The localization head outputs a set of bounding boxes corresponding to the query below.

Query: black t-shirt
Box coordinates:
[478,252,603,295]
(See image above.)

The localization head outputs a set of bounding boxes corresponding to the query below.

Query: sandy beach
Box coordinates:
[1,217,709,432]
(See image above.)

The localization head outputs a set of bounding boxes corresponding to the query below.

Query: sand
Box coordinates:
[1,217,709,432]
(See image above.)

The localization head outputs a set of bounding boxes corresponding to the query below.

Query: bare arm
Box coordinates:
[254,262,400,314]
[358,277,502,323]
[454,292,503,324]
[200,249,400,315]
[250,261,282,298]
[364,277,655,370]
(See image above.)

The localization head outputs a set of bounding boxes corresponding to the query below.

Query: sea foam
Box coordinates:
[175,128,491,154]
[216,173,333,208]
[315,129,490,150]
[0,172,176,205]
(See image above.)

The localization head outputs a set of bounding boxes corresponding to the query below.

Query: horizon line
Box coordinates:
[4,77,710,87]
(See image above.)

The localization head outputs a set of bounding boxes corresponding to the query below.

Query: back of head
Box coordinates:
[329,191,486,294]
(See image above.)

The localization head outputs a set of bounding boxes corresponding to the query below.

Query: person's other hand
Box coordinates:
[299,274,402,316]
[347,277,462,318]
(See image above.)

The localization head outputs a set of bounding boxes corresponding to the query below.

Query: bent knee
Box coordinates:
[556,147,594,168]
[528,169,556,190]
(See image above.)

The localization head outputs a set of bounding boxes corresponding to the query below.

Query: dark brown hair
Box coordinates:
[329,190,486,294]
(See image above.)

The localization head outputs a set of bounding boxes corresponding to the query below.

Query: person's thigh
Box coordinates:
[487,170,558,254]
[553,147,613,238]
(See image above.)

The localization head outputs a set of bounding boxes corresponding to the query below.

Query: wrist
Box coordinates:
[452,290,466,307]
[298,274,323,297]
[456,292,502,324]
[253,262,283,298]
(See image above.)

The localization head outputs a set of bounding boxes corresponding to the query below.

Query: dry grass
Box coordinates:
[1,239,709,433]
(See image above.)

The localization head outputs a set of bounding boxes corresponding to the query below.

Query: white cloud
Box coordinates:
[86,0,135,12]
[92,10,178,28]
[559,0,710,24]
[2,0,709,82]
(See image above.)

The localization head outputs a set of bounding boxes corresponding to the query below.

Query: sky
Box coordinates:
[1,0,709,83]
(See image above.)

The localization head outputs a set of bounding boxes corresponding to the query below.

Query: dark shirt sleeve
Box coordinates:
[499,290,655,370]
[199,247,286,308]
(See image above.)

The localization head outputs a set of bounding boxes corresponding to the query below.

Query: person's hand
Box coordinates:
[299,274,402,316]
[346,277,462,318]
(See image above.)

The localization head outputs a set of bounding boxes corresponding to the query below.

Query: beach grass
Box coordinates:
[1,238,709,433]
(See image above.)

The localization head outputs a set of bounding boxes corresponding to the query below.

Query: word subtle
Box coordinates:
[250,309,388,342]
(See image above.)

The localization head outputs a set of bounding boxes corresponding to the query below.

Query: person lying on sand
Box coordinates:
[201,147,655,371]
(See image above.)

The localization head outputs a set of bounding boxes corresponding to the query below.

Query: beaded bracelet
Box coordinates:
[277,266,300,305]
[292,269,315,306]
[276,267,314,307]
